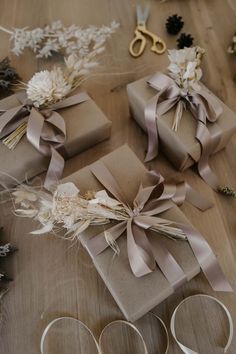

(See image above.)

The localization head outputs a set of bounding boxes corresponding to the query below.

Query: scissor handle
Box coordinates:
[150,37,166,55]
[138,25,166,55]
[129,29,146,57]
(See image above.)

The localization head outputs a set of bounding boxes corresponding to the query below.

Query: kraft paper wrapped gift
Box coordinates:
[0,92,111,186]
[62,144,209,322]
[127,76,236,171]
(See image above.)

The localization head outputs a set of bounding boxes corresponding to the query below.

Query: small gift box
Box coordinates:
[0,92,111,187]
[0,55,111,189]
[54,144,230,321]
[127,47,236,191]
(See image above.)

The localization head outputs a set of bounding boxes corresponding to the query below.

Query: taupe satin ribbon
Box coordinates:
[86,160,232,292]
[40,313,169,354]
[0,92,90,189]
[144,72,223,190]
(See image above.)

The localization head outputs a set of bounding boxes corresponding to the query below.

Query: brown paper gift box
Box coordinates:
[0,92,111,186]
[127,76,236,171]
[62,144,200,322]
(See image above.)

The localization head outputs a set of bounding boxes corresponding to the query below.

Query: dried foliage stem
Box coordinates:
[0,26,13,35]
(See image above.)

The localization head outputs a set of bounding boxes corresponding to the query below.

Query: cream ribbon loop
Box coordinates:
[40,313,169,354]
[40,295,233,354]
[170,294,234,354]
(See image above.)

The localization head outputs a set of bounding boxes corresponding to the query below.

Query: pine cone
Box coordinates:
[166,14,184,35]
[177,33,194,49]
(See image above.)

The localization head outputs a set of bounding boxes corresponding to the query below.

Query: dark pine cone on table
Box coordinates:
[177,33,194,49]
[166,14,184,35]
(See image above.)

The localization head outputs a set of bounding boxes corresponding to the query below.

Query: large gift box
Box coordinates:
[127,75,236,171]
[61,144,231,322]
[0,92,111,187]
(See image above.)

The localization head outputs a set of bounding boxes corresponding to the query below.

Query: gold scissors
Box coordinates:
[129,4,166,57]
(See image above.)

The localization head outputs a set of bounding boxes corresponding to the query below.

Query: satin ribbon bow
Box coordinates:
[0,92,90,189]
[144,72,223,190]
[86,160,232,292]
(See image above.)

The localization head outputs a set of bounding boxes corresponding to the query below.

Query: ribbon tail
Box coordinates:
[144,95,160,162]
[44,147,65,191]
[149,234,187,290]
[184,183,213,210]
[127,220,156,277]
[177,223,232,292]
[196,121,219,190]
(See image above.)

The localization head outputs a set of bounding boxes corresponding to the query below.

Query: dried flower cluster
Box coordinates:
[12,183,185,244]
[0,20,119,58]
[13,182,130,237]
[168,46,205,91]
[25,52,99,108]
[0,57,21,96]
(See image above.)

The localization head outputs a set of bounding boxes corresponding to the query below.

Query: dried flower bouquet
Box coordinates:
[167,46,205,131]
[12,182,186,247]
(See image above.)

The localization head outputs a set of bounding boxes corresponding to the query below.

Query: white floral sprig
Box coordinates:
[168,46,205,92]
[0,20,119,58]
[167,46,205,131]
[25,52,98,108]
[12,182,186,247]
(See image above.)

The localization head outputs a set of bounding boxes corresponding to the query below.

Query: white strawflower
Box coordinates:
[26,68,71,107]
[168,46,205,91]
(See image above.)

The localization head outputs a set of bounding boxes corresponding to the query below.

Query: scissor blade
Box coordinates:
[136,4,150,25]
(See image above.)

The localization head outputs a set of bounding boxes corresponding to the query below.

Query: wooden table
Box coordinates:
[0,0,236,353]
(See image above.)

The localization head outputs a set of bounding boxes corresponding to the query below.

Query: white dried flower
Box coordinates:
[168,46,205,91]
[26,68,71,107]
[1,20,119,58]
[25,50,101,107]
[12,182,186,244]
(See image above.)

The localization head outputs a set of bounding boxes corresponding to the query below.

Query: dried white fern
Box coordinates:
[0,20,119,58]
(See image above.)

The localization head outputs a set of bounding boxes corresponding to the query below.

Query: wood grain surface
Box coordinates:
[0,0,236,353]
